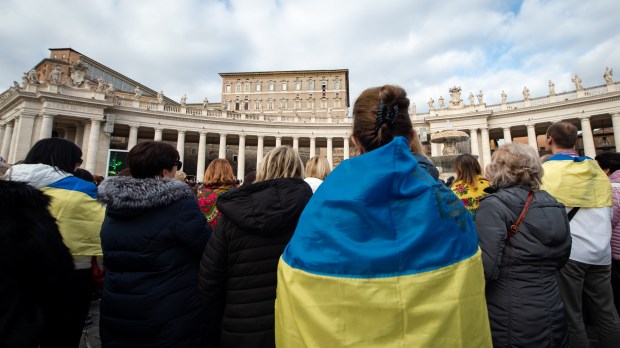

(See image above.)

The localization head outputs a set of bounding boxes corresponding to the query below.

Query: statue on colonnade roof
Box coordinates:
[572,74,583,90]
[604,67,614,84]
[69,60,87,87]
[448,86,464,109]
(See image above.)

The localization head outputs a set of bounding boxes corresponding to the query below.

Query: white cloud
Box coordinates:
[0,0,618,110]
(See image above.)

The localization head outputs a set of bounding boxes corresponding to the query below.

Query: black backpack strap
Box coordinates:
[567,207,580,221]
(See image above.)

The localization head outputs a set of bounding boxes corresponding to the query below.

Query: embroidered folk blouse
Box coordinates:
[451,175,491,220]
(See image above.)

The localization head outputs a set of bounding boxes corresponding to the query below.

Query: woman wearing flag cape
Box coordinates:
[275,85,492,347]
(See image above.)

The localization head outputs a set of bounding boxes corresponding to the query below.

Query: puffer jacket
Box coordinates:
[98,176,211,348]
[476,185,571,347]
[610,170,620,260]
[198,178,312,348]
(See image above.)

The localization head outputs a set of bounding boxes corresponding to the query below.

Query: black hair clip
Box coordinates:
[374,100,399,134]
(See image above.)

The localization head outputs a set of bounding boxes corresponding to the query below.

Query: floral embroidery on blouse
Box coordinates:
[450,176,491,220]
[196,184,233,229]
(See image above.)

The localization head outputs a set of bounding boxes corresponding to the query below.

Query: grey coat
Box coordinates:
[476,185,571,348]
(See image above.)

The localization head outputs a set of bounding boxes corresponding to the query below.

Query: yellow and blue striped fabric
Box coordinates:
[542,154,611,208]
[275,137,491,347]
[42,176,104,256]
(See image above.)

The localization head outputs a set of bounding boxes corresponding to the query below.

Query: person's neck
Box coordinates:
[552,147,579,156]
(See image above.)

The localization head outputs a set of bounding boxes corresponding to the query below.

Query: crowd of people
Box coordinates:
[1,84,620,347]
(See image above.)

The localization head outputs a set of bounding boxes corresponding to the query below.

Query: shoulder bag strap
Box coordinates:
[507,191,534,240]
[567,207,580,221]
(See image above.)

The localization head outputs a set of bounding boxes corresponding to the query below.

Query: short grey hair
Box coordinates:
[488,142,543,190]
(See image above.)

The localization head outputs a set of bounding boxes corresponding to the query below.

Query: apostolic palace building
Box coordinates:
[0,48,619,181]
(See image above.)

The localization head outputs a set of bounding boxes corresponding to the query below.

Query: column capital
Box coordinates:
[238,133,246,139]
[612,112,620,118]
[257,135,264,139]
[220,133,228,137]
[579,115,591,121]
[177,129,185,134]
[469,128,478,132]
[199,131,208,136]
[502,126,511,131]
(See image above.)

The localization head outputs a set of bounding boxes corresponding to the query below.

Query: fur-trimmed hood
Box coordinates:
[98,176,195,217]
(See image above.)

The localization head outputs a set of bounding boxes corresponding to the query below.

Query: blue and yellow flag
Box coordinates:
[275,137,491,347]
[542,154,611,208]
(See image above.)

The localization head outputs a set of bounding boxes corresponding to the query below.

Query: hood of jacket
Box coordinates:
[98,176,195,218]
[216,177,312,236]
[610,169,620,183]
[8,163,70,188]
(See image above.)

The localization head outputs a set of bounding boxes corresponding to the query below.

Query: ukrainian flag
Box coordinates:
[43,176,104,256]
[275,137,491,347]
[542,154,611,207]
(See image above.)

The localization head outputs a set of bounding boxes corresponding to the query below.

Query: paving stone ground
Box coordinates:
[79,299,101,348]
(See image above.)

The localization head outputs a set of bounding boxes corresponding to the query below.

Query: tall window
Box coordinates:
[244,101,249,110]
[245,82,250,92]
[321,98,328,108]
[295,81,301,91]
[281,82,287,91]
[294,98,301,109]
[268,82,275,91]
[334,80,341,90]
[308,80,315,90]
[280,99,288,109]
[334,98,341,108]
[236,82,241,92]
[226,84,231,93]
[268,99,274,109]
[255,83,261,92]
[255,100,261,110]
[307,98,315,109]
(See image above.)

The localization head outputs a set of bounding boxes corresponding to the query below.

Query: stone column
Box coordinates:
[75,123,85,148]
[326,137,333,168]
[0,124,4,154]
[527,124,538,151]
[431,143,440,157]
[176,130,185,162]
[343,136,350,160]
[39,114,55,140]
[81,121,91,156]
[309,137,316,158]
[197,132,207,182]
[611,113,620,152]
[502,127,512,144]
[238,134,246,180]
[293,137,299,151]
[85,119,101,173]
[10,115,36,164]
[0,122,14,160]
[154,128,163,141]
[469,129,480,159]
[480,127,492,168]
[275,136,282,148]
[219,133,227,159]
[127,125,138,150]
[580,117,596,158]
[257,135,264,168]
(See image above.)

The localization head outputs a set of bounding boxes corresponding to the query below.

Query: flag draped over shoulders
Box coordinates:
[542,154,611,208]
[275,137,491,347]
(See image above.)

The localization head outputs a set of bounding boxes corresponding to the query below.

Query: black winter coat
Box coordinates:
[98,177,211,348]
[476,185,571,348]
[0,180,75,348]
[198,178,312,348]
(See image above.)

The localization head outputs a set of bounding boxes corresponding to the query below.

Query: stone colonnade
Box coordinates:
[428,113,620,169]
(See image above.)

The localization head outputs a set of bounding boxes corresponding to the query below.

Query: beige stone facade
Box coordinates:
[220,70,349,120]
[1,48,619,182]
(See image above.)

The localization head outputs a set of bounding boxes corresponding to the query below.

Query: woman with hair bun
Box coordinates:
[476,142,571,347]
[198,146,312,348]
[275,85,491,347]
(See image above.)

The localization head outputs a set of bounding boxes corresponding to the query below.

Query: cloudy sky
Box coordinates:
[1,0,619,111]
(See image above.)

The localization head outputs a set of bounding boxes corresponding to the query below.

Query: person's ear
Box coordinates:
[350,135,365,155]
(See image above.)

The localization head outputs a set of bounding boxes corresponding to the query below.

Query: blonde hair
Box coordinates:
[256,146,304,182]
[305,156,331,180]
[488,143,543,190]
[175,170,187,181]
[203,159,236,186]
